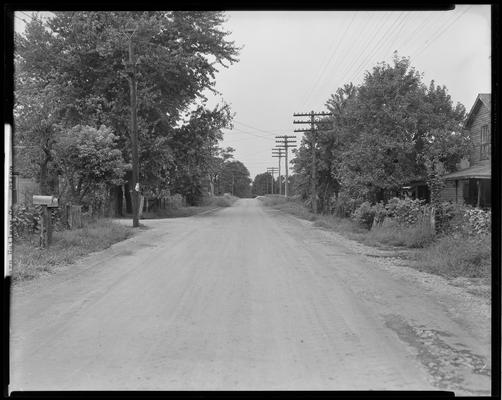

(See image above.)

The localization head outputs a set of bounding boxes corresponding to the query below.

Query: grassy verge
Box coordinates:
[259,195,491,282]
[259,195,318,221]
[413,234,491,280]
[141,194,238,219]
[12,218,135,282]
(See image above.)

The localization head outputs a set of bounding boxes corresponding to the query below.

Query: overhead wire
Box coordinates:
[321,12,388,99]
[300,11,357,109]
[338,11,405,87]
[19,11,33,20]
[392,10,436,55]
[412,5,473,58]
[343,11,400,86]
[233,120,283,135]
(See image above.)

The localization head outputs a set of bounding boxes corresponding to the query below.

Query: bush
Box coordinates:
[385,197,426,226]
[11,204,41,239]
[460,207,491,236]
[331,192,360,217]
[352,201,375,229]
[207,193,238,207]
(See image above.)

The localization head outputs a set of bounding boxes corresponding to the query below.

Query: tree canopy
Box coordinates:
[292,54,471,212]
[14,11,241,207]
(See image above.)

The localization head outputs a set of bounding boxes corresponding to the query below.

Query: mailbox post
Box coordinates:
[33,195,58,247]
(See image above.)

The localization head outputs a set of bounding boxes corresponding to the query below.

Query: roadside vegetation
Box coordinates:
[12,218,135,282]
[11,13,253,283]
[11,193,239,282]
[141,194,238,219]
[256,53,491,288]
[260,195,491,283]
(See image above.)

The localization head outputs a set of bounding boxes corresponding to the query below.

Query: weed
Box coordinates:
[366,219,435,248]
[12,219,135,282]
[417,234,491,280]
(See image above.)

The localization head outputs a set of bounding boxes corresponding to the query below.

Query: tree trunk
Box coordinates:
[39,159,50,195]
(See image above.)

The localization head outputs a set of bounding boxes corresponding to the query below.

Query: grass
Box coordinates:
[12,218,135,282]
[260,195,491,281]
[260,195,318,221]
[416,233,491,280]
[364,219,435,249]
[141,194,238,219]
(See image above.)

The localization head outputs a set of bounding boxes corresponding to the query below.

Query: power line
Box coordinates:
[301,11,357,109]
[234,120,283,135]
[393,10,436,55]
[293,111,332,213]
[19,11,33,20]
[14,15,29,24]
[322,13,390,99]
[412,5,473,58]
[347,11,413,84]
[337,11,405,87]
[343,11,400,85]
[226,127,275,141]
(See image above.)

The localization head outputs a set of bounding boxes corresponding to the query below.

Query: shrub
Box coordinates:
[165,194,185,209]
[208,193,238,207]
[385,197,426,226]
[434,201,461,234]
[11,204,41,239]
[331,192,360,218]
[433,203,491,236]
[372,201,387,226]
[460,207,491,236]
[352,201,375,229]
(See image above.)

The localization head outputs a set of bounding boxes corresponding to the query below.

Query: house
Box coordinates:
[440,93,491,208]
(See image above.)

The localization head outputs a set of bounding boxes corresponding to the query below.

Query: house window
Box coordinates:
[480,125,490,160]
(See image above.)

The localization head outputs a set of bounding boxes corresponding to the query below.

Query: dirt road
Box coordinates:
[10,199,491,393]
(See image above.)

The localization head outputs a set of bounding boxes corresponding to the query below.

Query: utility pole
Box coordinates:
[275,136,297,197]
[125,27,140,227]
[266,167,278,194]
[293,111,333,214]
[272,147,284,195]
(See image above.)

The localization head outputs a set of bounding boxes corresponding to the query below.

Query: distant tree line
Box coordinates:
[14,11,244,211]
[290,53,472,214]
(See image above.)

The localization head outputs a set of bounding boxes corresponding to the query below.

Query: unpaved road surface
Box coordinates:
[10,199,491,393]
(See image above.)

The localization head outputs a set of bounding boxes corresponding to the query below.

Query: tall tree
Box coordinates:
[14,11,240,206]
[252,172,273,196]
[292,54,470,210]
[220,160,251,198]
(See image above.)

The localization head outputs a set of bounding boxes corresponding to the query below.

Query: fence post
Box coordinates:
[67,202,72,229]
[39,204,52,247]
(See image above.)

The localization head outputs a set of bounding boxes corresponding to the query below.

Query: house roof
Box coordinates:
[443,160,491,180]
[464,93,491,129]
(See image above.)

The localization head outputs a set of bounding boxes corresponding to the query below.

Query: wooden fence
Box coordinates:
[65,204,83,229]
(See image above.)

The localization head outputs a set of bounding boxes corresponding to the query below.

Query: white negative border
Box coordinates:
[5,124,12,278]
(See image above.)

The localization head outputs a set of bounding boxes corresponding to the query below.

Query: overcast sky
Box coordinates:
[205,6,491,179]
[14,6,491,180]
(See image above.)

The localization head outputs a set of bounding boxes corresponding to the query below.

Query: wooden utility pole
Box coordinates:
[272,147,284,195]
[125,27,140,228]
[275,136,297,197]
[267,167,278,194]
[293,111,333,214]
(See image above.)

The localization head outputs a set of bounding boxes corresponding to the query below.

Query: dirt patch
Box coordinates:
[384,314,491,395]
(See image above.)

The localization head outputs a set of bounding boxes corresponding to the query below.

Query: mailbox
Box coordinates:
[33,195,59,207]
